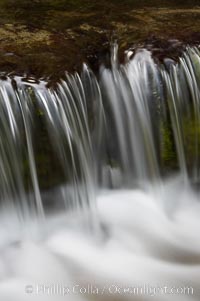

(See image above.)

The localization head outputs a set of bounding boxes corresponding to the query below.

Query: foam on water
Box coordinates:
[0,176,200,301]
[0,45,200,300]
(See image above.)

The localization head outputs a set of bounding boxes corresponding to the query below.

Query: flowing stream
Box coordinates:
[0,44,200,300]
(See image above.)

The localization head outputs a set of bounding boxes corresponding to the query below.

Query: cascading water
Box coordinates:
[0,44,200,300]
[0,72,102,229]
[100,44,200,186]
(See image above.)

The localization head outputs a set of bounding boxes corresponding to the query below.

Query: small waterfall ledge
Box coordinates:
[0,44,200,301]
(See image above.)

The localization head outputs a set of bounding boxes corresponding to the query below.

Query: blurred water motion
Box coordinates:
[0,178,200,300]
[0,45,200,300]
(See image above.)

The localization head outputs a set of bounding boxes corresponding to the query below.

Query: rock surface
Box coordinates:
[0,1,199,79]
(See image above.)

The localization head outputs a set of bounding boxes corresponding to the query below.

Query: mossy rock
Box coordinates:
[0,1,199,77]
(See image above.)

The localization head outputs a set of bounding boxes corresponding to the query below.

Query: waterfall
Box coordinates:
[0,45,200,301]
[101,45,200,187]
[0,45,200,220]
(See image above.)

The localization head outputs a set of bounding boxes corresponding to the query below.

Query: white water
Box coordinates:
[0,45,200,300]
[0,176,200,300]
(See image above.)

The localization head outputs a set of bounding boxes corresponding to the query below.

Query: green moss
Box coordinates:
[160,121,178,171]
[182,117,200,168]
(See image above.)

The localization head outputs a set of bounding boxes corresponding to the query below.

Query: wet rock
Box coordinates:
[0,1,199,78]
[163,58,175,71]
